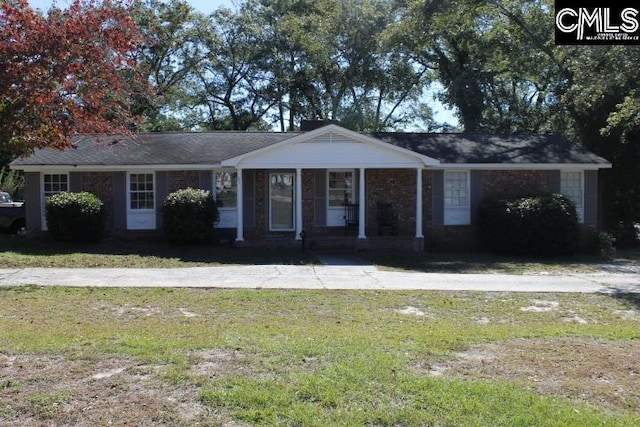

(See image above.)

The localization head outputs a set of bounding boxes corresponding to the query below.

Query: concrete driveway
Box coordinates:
[0,261,638,293]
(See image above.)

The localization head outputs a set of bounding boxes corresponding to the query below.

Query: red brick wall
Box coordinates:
[167,171,200,193]
[483,170,551,199]
[302,170,315,233]
[78,172,113,231]
[366,169,417,235]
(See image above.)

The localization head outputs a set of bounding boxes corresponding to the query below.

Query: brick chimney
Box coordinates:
[300,119,333,131]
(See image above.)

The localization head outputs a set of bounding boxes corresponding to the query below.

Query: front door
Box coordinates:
[269,172,295,231]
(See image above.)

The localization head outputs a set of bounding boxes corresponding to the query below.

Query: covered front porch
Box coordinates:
[219,125,439,251]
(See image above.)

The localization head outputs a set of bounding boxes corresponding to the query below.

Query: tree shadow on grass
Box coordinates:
[608,290,640,311]
[0,235,317,267]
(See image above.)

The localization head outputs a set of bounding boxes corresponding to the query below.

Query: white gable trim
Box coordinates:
[221,124,440,169]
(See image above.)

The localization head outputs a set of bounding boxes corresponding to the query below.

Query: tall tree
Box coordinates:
[132,0,208,131]
[0,0,151,156]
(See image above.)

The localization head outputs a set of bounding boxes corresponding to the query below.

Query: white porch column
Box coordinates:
[235,168,244,242]
[295,168,303,240]
[415,168,424,238]
[358,168,366,239]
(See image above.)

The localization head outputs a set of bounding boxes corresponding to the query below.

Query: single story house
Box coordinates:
[10,121,611,250]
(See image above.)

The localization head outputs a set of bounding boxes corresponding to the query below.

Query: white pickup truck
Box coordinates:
[0,191,26,234]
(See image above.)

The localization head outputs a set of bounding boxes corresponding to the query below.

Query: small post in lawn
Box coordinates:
[299,230,307,250]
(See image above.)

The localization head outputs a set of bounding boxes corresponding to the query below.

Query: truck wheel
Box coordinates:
[10,219,26,235]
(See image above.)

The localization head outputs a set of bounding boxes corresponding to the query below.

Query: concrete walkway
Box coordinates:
[0,262,639,293]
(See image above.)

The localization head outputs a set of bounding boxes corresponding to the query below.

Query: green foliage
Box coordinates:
[45,192,105,242]
[161,187,218,244]
[0,167,24,199]
[478,194,580,257]
[597,232,616,260]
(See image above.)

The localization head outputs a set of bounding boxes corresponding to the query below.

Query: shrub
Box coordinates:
[477,193,580,257]
[162,188,218,244]
[598,232,617,259]
[46,192,105,242]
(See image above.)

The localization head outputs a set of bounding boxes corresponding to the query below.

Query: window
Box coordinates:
[129,173,154,210]
[445,171,468,207]
[215,171,237,208]
[43,174,68,197]
[444,171,470,225]
[328,170,354,207]
[561,171,584,222]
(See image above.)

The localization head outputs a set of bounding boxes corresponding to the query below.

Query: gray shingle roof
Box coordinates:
[12,129,610,167]
[371,133,609,164]
[12,132,299,166]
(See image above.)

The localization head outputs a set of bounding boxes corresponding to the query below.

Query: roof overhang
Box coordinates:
[438,162,612,170]
[221,124,441,169]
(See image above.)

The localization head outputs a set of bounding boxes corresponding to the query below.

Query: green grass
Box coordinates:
[1,287,639,425]
[0,235,316,268]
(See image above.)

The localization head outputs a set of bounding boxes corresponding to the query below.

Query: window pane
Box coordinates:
[444,172,468,207]
[328,171,354,207]
[561,171,582,207]
[129,173,154,210]
[215,171,237,208]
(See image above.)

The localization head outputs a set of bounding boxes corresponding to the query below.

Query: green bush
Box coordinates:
[46,192,105,242]
[477,193,579,256]
[162,188,218,244]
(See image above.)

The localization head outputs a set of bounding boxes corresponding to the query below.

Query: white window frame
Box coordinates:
[127,172,155,212]
[41,172,70,231]
[560,170,584,223]
[444,170,470,225]
[327,169,355,207]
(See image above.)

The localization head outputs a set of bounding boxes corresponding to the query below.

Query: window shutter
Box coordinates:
[470,170,484,224]
[584,170,598,226]
[548,170,561,193]
[200,171,213,193]
[155,172,167,228]
[69,172,82,193]
[112,172,127,231]
[432,170,444,226]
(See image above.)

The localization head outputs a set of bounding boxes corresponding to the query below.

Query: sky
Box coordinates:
[27,0,458,127]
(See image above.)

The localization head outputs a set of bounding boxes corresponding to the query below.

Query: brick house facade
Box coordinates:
[12,124,611,250]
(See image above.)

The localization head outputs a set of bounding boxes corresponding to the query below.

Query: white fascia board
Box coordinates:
[436,163,612,170]
[221,124,440,168]
[13,164,224,173]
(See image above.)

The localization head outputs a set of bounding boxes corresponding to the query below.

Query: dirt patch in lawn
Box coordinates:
[421,337,640,413]
[0,349,247,427]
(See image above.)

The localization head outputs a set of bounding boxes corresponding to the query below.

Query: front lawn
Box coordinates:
[0,235,316,268]
[1,287,639,426]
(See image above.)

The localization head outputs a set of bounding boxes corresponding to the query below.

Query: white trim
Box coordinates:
[295,169,303,240]
[14,161,611,174]
[14,164,224,173]
[437,163,610,170]
[358,168,366,239]
[126,171,156,230]
[236,169,244,242]
[416,169,423,238]
[444,170,471,226]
